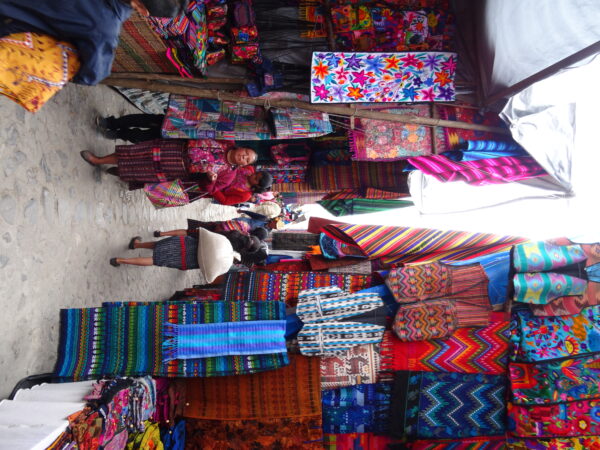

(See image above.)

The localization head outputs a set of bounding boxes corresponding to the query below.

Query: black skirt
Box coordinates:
[153,236,199,270]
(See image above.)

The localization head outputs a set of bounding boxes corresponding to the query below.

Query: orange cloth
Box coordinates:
[184,354,321,420]
[0,32,79,112]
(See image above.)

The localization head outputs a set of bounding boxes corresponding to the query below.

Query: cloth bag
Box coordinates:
[392,299,457,341]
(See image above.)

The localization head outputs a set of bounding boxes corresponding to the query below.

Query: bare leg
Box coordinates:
[115,257,154,266]
[155,229,188,237]
[81,151,118,166]
[133,241,156,249]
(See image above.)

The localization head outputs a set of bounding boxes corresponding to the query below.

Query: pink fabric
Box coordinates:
[407,155,547,185]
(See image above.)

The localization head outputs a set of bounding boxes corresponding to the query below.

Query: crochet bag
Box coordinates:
[392,299,457,341]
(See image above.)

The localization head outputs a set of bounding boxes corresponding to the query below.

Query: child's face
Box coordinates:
[248,172,262,186]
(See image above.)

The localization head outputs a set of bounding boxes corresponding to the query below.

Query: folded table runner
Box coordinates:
[163,320,287,361]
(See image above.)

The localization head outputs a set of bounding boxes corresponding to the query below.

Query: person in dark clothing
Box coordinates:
[97,114,166,143]
[0,0,188,86]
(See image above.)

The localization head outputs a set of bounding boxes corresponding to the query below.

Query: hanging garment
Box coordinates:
[379,319,510,376]
[318,198,413,217]
[511,306,600,363]
[0,32,80,112]
[321,383,392,434]
[322,223,527,266]
[438,106,509,147]
[53,302,289,380]
[310,52,457,103]
[389,371,507,439]
[509,353,600,405]
[320,344,381,389]
[296,286,385,356]
[508,399,600,437]
[348,105,446,161]
[406,154,547,186]
[309,161,409,192]
[183,354,321,420]
[221,271,373,306]
[162,96,332,140]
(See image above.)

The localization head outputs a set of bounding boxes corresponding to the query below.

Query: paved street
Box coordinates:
[0,84,236,397]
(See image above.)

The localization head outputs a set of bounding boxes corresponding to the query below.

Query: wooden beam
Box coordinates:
[105,73,247,85]
[102,78,511,134]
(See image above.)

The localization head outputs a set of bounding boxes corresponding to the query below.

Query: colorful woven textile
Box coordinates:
[115,139,188,183]
[320,344,381,389]
[380,320,510,375]
[183,354,321,420]
[349,105,446,161]
[311,52,457,103]
[162,320,287,361]
[321,383,392,434]
[507,436,600,449]
[162,96,332,140]
[323,223,527,266]
[390,371,507,439]
[407,437,507,449]
[531,294,600,317]
[438,106,509,147]
[222,271,373,306]
[407,155,547,186]
[309,161,408,191]
[386,262,492,328]
[272,232,319,251]
[509,353,600,404]
[393,299,458,341]
[508,399,600,437]
[148,1,208,75]
[322,433,396,449]
[513,272,587,304]
[112,12,177,74]
[513,242,587,272]
[318,198,413,216]
[255,163,307,184]
[0,32,80,112]
[511,306,600,363]
[53,302,289,380]
[185,415,323,449]
[296,286,383,323]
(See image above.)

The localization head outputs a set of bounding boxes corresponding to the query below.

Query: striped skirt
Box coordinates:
[153,236,199,270]
[116,139,188,182]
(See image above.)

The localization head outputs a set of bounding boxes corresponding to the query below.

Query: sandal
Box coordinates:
[109,258,120,267]
[80,150,97,167]
[106,167,119,176]
[154,230,162,238]
[95,116,108,130]
[128,236,142,250]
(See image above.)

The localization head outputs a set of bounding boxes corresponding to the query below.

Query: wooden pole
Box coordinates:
[104,73,247,85]
[102,78,511,134]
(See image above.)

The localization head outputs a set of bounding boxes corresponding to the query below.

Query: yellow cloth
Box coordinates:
[0,32,80,112]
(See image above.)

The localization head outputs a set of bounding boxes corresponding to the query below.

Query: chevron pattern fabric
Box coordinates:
[389,371,507,439]
[323,224,527,266]
[380,320,510,376]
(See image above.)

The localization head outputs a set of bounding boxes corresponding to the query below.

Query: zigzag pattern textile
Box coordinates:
[389,371,507,439]
[510,305,600,362]
[222,271,373,306]
[323,223,527,266]
[321,383,392,434]
[508,399,600,437]
[509,352,600,404]
[379,319,509,376]
[53,301,288,380]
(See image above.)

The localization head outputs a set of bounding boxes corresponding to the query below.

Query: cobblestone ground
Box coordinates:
[0,84,238,398]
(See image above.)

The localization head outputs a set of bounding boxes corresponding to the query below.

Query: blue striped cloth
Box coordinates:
[163,320,287,361]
